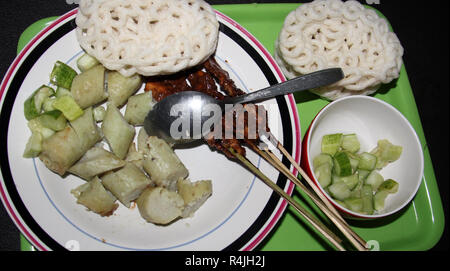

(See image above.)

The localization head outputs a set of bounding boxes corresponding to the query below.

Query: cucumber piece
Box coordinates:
[23,85,55,120]
[358,152,377,171]
[365,170,384,192]
[38,110,67,131]
[378,179,399,194]
[52,95,84,121]
[374,190,389,211]
[313,153,333,169]
[33,86,55,112]
[344,197,363,213]
[358,169,371,182]
[349,156,359,173]
[334,200,347,208]
[24,94,40,120]
[77,53,99,72]
[371,139,403,169]
[55,86,72,98]
[50,61,77,89]
[339,173,359,190]
[328,182,351,201]
[346,151,360,173]
[321,133,343,156]
[23,132,43,158]
[333,152,352,177]
[332,174,341,184]
[350,180,363,198]
[27,118,55,139]
[42,97,56,112]
[342,134,360,153]
[314,163,332,188]
[361,185,374,215]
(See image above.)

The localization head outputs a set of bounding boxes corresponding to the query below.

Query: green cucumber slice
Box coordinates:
[328,182,351,201]
[361,185,374,215]
[27,118,55,139]
[38,110,67,131]
[338,173,359,190]
[23,85,55,120]
[332,174,341,184]
[350,180,363,198]
[374,190,390,211]
[334,200,347,208]
[50,61,77,89]
[55,86,72,98]
[314,163,332,188]
[52,95,84,121]
[342,134,360,153]
[77,53,99,72]
[358,169,371,182]
[358,152,377,171]
[42,97,56,112]
[321,133,343,156]
[371,139,403,169]
[24,95,40,121]
[313,153,333,169]
[344,197,363,213]
[378,179,399,194]
[349,156,359,173]
[333,152,352,177]
[365,170,384,192]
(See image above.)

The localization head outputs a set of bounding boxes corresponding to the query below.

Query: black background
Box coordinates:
[0,0,447,251]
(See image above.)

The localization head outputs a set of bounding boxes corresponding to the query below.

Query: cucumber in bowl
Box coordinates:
[313,133,402,215]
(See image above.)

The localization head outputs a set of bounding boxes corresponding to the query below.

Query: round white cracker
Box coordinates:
[76,0,219,77]
[276,0,403,100]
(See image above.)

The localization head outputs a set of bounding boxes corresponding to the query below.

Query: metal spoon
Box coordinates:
[144,68,344,145]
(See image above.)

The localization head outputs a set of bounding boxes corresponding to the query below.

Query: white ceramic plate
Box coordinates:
[0,9,301,251]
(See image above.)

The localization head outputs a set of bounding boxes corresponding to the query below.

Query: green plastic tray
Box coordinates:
[17,4,444,251]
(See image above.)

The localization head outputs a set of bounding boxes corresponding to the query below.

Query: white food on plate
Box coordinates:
[106,71,142,108]
[101,163,152,208]
[101,103,136,159]
[177,178,212,218]
[141,135,189,191]
[71,65,107,108]
[75,0,220,77]
[125,142,144,169]
[68,146,126,180]
[124,91,156,126]
[136,186,185,225]
[71,176,119,217]
[275,0,404,100]
[39,107,101,175]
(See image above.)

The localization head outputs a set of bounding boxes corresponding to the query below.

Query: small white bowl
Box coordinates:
[301,95,424,219]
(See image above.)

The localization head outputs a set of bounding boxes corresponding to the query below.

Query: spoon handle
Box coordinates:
[226,68,344,105]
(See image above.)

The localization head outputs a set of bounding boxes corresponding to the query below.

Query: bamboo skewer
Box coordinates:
[272,138,368,248]
[227,147,346,251]
[247,140,367,251]
[259,130,367,249]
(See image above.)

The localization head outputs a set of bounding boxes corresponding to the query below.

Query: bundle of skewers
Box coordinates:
[145,56,368,251]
